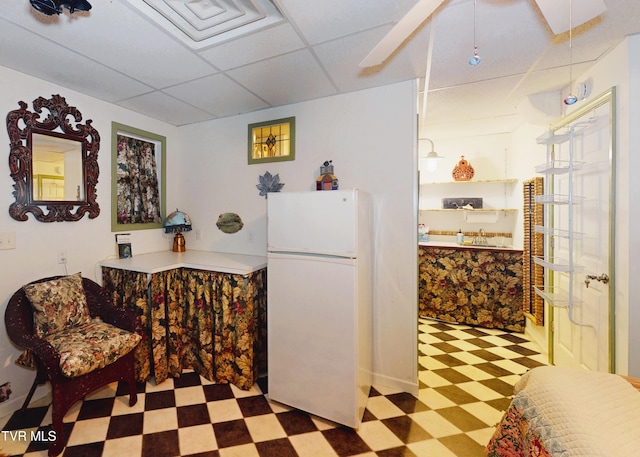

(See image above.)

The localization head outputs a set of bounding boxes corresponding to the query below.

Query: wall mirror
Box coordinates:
[7,94,100,222]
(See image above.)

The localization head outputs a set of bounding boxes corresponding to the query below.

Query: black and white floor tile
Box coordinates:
[1,319,546,457]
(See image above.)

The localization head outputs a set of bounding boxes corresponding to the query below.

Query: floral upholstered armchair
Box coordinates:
[4,274,142,457]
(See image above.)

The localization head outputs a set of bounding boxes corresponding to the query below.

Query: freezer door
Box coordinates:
[267,253,369,428]
[267,189,359,257]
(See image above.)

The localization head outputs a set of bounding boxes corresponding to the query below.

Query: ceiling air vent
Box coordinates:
[125,0,284,49]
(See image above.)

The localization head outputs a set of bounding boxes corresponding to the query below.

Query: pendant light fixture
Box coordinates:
[563,0,578,105]
[30,0,92,15]
[469,0,481,66]
[419,139,444,172]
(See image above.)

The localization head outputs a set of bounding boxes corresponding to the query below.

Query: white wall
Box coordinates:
[0,65,180,417]
[628,35,640,377]
[175,80,420,393]
[0,72,420,419]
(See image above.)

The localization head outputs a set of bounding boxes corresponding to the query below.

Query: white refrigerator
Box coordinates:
[267,189,373,429]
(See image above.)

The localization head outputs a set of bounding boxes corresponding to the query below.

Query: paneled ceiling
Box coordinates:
[1,0,638,136]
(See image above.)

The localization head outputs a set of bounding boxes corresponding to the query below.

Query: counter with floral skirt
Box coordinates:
[419,245,525,332]
[100,250,267,390]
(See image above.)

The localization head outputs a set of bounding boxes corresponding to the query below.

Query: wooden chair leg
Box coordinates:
[20,370,47,411]
[48,408,64,457]
[20,378,40,411]
[127,360,138,406]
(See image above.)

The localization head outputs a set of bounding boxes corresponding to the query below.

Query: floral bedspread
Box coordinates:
[486,398,554,457]
[486,366,640,457]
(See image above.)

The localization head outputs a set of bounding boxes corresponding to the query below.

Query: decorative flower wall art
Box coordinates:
[256,171,284,198]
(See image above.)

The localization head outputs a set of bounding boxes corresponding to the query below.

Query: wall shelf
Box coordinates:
[533,122,592,326]
[534,225,583,240]
[420,179,519,212]
[535,161,584,175]
[533,286,579,309]
[423,178,518,185]
[533,255,583,273]
[535,194,585,205]
[419,208,517,213]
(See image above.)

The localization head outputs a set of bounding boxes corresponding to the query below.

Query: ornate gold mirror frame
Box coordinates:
[7,94,100,222]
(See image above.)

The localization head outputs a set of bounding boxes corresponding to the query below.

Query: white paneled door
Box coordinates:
[552,92,615,372]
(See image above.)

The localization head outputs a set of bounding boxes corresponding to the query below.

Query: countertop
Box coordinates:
[99,250,268,275]
[419,240,522,252]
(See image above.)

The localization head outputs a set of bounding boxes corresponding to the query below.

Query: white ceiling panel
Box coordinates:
[163,74,269,117]
[0,0,637,132]
[0,18,152,102]
[198,23,305,70]
[275,0,414,45]
[0,0,219,89]
[428,0,551,89]
[226,49,337,106]
[117,92,214,126]
[313,25,430,93]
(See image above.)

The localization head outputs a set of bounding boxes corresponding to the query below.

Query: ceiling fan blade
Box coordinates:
[533,0,607,35]
[359,0,447,68]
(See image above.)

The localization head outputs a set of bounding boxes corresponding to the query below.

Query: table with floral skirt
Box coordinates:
[419,244,525,332]
[100,250,267,390]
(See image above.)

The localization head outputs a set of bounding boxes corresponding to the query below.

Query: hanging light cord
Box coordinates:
[564,0,579,105]
[469,0,481,66]
[473,0,477,52]
[569,0,573,87]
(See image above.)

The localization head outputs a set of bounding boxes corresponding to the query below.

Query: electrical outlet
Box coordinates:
[58,250,68,264]
[0,231,16,250]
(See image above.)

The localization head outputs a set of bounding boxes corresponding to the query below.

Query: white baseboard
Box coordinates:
[0,386,50,422]
[372,372,419,396]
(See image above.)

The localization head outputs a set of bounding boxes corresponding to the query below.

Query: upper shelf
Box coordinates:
[419,208,517,213]
[535,160,585,175]
[536,120,595,145]
[422,178,518,185]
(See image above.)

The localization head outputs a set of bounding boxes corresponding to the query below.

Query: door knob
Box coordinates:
[584,273,610,288]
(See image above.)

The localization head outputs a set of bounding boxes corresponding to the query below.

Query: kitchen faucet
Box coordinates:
[473,228,488,245]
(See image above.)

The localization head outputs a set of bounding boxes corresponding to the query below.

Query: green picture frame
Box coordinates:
[248,116,296,164]
[111,122,166,232]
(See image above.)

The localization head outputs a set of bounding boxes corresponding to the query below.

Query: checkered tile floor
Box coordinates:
[1,319,546,457]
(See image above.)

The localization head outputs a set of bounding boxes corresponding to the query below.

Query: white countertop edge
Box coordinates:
[419,241,522,251]
[99,250,267,275]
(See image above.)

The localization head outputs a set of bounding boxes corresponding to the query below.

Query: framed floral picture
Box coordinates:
[111,122,166,231]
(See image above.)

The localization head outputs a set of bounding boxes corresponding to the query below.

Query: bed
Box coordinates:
[486,366,640,457]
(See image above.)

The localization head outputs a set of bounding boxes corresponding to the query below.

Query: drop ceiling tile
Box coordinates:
[424,75,523,124]
[0,18,152,103]
[117,92,215,126]
[163,74,269,117]
[313,25,429,94]
[226,50,337,106]
[428,0,550,89]
[1,1,218,88]
[533,30,621,72]
[276,0,416,45]
[198,23,305,70]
